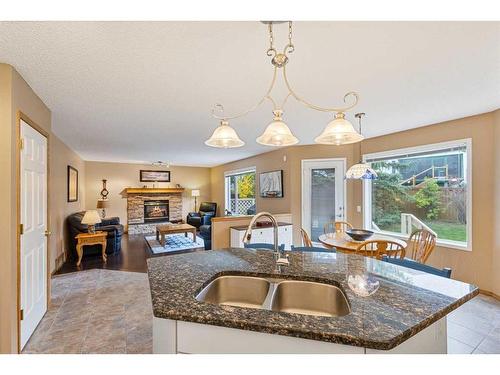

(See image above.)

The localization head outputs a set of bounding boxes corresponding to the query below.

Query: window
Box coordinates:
[224,167,256,215]
[363,139,471,250]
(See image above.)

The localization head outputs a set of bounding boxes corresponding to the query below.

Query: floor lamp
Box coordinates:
[191,189,200,212]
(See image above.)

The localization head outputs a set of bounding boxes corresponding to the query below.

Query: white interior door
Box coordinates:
[20,119,48,350]
[302,159,346,242]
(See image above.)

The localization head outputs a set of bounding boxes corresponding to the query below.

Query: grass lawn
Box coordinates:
[378,220,466,242]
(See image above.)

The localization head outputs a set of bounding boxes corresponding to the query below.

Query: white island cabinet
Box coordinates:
[153,316,447,354]
[230,223,293,249]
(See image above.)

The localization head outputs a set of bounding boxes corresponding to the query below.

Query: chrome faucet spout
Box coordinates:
[243,212,289,271]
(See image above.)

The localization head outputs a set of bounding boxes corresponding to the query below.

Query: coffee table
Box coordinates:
[156,223,197,247]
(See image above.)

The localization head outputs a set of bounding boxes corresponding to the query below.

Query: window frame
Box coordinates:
[362,138,472,251]
[224,166,257,215]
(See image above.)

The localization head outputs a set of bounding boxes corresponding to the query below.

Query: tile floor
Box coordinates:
[447,294,500,354]
[23,268,500,354]
[23,269,152,354]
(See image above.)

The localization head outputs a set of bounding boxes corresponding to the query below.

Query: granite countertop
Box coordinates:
[147,248,478,350]
[230,222,292,230]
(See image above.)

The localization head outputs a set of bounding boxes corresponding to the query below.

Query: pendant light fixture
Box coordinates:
[345,113,378,180]
[205,120,245,148]
[256,110,299,146]
[206,22,363,148]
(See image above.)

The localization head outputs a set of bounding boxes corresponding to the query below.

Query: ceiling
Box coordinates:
[0,21,499,167]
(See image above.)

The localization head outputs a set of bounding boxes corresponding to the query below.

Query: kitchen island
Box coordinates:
[147,248,478,354]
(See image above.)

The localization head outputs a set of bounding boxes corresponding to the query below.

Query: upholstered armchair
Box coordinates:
[186,202,217,229]
[67,211,124,259]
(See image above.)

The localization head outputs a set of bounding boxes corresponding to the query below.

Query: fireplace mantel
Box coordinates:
[123,187,185,195]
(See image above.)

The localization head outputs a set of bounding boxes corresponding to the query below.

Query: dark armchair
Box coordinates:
[67,211,124,259]
[186,202,217,229]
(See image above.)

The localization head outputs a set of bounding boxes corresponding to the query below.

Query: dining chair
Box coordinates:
[291,245,335,253]
[243,243,285,251]
[381,256,452,278]
[407,229,437,264]
[355,240,405,259]
[323,221,353,234]
[300,228,313,247]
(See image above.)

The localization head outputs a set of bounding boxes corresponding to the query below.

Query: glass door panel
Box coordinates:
[302,160,345,242]
[310,168,336,241]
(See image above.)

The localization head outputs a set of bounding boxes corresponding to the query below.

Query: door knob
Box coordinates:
[44,230,51,236]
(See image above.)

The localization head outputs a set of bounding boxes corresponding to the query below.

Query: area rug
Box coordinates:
[145,233,205,254]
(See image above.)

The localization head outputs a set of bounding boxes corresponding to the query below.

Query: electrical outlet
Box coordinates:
[356,205,361,213]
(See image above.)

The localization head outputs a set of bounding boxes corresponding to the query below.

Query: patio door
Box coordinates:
[302,159,346,242]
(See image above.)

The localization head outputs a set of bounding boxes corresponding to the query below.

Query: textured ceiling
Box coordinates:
[0,21,499,166]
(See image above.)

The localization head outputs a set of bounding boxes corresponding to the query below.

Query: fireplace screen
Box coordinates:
[144,200,169,222]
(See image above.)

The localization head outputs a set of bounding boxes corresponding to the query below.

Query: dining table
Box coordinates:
[318,231,407,254]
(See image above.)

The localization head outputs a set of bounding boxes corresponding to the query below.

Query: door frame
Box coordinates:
[16,111,50,353]
[300,158,347,239]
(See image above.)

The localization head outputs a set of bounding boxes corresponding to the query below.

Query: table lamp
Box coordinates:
[191,189,200,211]
[96,199,109,218]
[82,210,102,234]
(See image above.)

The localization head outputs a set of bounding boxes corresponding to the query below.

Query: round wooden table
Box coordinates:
[318,232,407,254]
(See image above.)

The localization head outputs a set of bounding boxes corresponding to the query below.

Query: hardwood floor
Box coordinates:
[55,234,152,275]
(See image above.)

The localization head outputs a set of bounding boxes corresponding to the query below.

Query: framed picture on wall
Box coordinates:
[140,170,171,182]
[259,170,283,198]
[67,165,78,202]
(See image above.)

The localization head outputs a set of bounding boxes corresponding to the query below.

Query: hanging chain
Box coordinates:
[288,21,293,46]
[267,23,276,56]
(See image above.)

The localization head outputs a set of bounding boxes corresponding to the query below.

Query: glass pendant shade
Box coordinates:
[256,110,299,147]
[205,121,245,148]
[345,162,378,179]
[314,112,364,145]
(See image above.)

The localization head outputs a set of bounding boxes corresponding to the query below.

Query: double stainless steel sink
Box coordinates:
[195,275,351,317]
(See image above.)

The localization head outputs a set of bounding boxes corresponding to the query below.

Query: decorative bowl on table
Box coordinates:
[345,229,374,242]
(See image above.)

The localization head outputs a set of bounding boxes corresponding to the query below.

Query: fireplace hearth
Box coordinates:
[144,200,169,223]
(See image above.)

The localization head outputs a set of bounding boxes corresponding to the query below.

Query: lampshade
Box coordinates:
[256,110,299,147]
[205,121,245,148]
[314,112,364,145]
[96,199,109,209]
[345,162,378,179]
[81,210,102,225]
[191,189,200,197]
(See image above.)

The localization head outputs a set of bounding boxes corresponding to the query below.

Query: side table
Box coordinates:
[75,231,107,266]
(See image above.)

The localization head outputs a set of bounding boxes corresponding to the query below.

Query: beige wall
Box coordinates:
[49,135,86,273]
[0,64,15,354]
[493,110,500,296]
[210,111,499,294]
[358,112,496,293]
[210,143,357,247]
[210,148,293,216]
[0,65,51,353]
[84,162,211,229]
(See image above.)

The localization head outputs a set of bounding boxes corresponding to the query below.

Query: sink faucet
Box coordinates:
[243,212,289,271]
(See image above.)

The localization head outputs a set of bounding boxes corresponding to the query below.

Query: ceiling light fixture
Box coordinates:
[152,161,170,167]
[206,21,363,148]
[345,113,378,180]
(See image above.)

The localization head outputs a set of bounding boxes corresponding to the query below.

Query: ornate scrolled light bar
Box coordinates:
[206,21,365,148]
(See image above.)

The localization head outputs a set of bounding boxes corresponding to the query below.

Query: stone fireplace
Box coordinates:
[125,188,184,234]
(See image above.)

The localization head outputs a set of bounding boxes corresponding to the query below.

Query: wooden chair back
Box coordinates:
[356,240,406,259]
[300,228,313,247]
[407,229,437,264]
[323,221,353,234]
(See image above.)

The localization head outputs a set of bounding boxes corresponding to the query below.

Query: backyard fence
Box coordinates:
[401,187,466,224]
[230,198,255,215]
